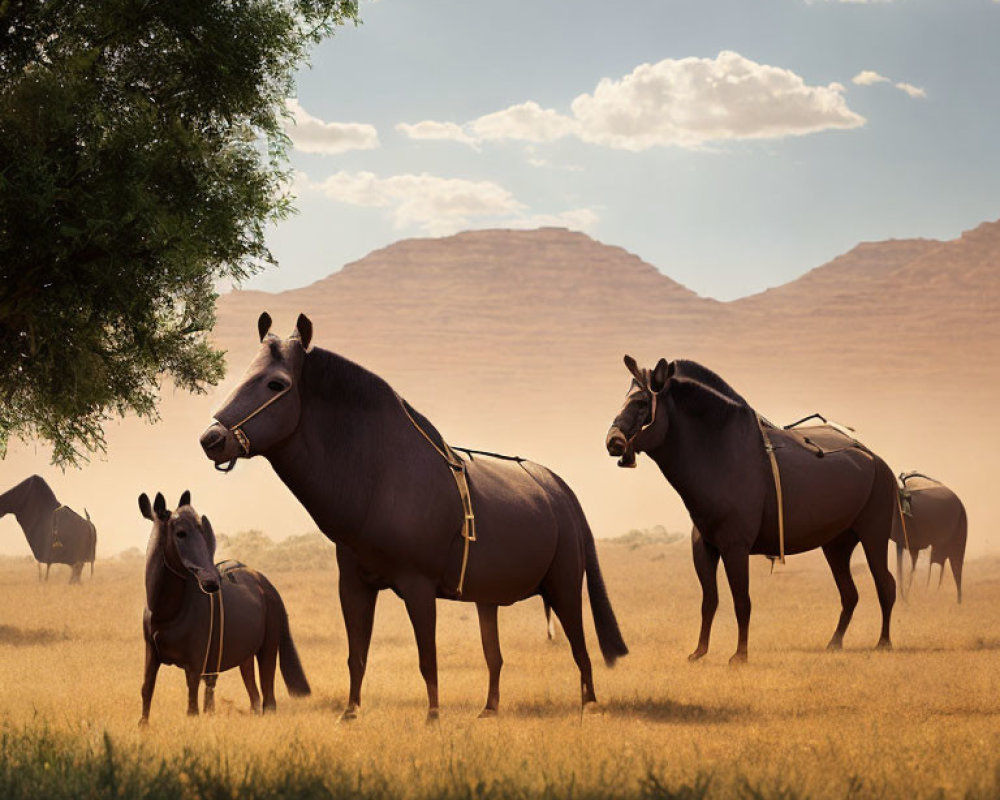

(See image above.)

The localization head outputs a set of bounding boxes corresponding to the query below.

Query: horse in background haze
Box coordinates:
[199,312,627,721]
[138,490,309,725]
[895,472,967,603]
[606,356,898,663]
[0,475,96,583]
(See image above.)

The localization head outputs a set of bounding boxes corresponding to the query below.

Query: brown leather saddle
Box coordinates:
[780,413,873,459]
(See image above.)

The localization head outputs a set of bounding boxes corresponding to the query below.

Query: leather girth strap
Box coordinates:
[756,414,786,565]
[397,396,477,597]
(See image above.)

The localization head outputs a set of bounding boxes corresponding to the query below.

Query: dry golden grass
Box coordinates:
[2,539,1000,799]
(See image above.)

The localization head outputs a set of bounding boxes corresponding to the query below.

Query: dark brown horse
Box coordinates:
[605,356,898,663]
[139,490,309,725]
[0,475,96,583]
[895,472,967,603]
[199,313,627,720]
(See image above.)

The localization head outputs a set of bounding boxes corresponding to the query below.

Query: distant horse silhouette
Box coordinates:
[200,312,627,721]
[0,475,96,583]
[138,490,309,724]
[895,472,967,603]
[606,356,898,663]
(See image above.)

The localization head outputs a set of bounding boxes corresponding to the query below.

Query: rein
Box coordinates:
[214,385,292,472]
[396,395,477,597]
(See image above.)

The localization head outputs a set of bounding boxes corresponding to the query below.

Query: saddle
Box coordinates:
[781,414,872,459]
[215,559,247,584]
[897,472,939,517]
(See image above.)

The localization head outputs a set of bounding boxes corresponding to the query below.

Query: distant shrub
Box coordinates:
[215,530,335,572]
[607,525,685,549]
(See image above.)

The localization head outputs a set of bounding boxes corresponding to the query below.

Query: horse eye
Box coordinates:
[267,380,286,392]
[175,529,187,539]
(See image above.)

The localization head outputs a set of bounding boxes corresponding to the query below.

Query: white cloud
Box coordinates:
[395,120,478,146]
[469,101,579,142]
[852,70,890,86]
[895,81,927,99]
[569,52,863,150]
[398,51,864,152]
[284,99,379,155]
[298,170,522,235]
[295,170,599,236]
[852,70,926,98]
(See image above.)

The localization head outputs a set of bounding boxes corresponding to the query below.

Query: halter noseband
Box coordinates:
[213,384,292,472]
[617,371,659,468]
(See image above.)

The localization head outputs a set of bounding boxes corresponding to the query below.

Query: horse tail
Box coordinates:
[583,522,629,667]
[267,582,311,697]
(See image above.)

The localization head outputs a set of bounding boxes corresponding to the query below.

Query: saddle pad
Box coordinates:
[215,559,247,582]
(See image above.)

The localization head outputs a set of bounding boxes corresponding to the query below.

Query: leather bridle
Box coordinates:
[213,384,292,472]
[618,371,659,467]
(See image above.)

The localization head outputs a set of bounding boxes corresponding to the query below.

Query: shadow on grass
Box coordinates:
[0,624,69,646]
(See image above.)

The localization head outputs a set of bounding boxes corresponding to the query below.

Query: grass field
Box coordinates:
[2,533,999,799]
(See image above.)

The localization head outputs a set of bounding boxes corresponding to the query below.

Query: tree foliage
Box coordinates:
[0,0,358,464]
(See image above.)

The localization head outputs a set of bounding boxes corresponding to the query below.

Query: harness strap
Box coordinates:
[894,484,911,552]
[397,396,477,596]
[200,588,226,678]
[756,414,786,565]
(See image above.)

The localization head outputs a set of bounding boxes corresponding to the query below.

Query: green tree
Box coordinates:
[0,0,358,464]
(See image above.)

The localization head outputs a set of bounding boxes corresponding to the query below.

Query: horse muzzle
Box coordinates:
[200,423,241,472]
[606,427,637,468]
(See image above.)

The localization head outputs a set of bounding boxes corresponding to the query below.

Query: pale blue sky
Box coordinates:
[253,0,1000,300]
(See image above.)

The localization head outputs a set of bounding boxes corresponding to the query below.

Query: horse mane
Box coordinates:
[302,347,449,452]
[669,360,752,424]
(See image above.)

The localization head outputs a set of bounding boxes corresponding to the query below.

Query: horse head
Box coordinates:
[606,355,674,467]
[200,312,312,471]
[139,490,220,593]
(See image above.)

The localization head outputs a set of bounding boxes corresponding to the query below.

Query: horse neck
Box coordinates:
[0,482,59,559]
[266,376,448,547]
[647,390,758,521]
[145,531,191,623]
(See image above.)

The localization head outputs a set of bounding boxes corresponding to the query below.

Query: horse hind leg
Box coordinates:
[547,585,597,709]
[203,674,217,714]
[822,531,860,650]
[860,532,895,651]
[257,643,279,714]
[240,658,261,714]
[185,669,200,716]
[689,528,720,661]
[477,603,503,717]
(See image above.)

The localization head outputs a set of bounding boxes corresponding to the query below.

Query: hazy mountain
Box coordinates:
[3,221,998,558]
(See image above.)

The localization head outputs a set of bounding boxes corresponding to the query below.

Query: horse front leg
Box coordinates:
[185,668,201,716]
[203,674,217,714]
[402,582,439,723]
[476,603,502,717]
[720,545,751,664]
[336,546,378,722]
[139,641,160,726]
[689,527,720,661]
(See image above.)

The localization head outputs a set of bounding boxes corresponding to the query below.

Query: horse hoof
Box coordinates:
[728,653,747,666]
[138,717,149,728]
[875,639,893,651]
[478,708,498,719]
[339,707,359,723]
[688,649,707,662]
[826,640,843,652]
[581,701,603,716]
[425,709,440,725]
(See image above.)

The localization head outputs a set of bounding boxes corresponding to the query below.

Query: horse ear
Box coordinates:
[138,494,153,521]
[200,515,217,557]
[179,489,191,508]
[650,358,674,392]
[623,354,643,382]
[257,312,273,342]
[153,492,169,521]
[292,313,313,350]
